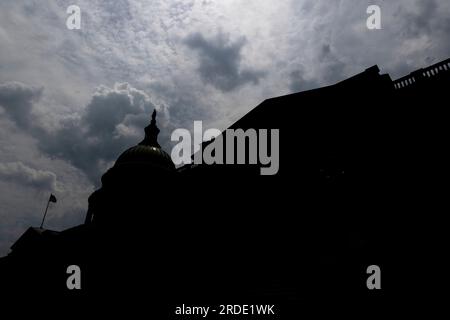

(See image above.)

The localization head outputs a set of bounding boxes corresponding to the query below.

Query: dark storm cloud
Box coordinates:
[185,32,265,92]
[0,82,43,129]
[39,83,161,184]
[0,81,163,185]
[0,161,56,191]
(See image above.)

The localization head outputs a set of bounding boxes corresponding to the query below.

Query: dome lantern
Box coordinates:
[139,109,161,148]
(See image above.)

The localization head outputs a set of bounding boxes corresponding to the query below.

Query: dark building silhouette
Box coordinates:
[1,58,449,316]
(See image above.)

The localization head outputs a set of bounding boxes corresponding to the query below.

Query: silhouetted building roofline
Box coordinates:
[10,227,59,254]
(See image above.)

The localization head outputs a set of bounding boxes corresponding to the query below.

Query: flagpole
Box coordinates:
[40,198,51,229]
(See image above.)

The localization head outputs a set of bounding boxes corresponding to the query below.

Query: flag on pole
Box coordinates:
[49,194,57,203]
[40,194,57,229]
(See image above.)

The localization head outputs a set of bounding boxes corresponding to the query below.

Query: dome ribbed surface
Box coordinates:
[115,145,175,171]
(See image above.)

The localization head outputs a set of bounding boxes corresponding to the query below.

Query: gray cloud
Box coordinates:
[39,83,163,184]
[0,81,166,185]
[0,82,43,129]
[285,0,450,90]
[0,161,56,191]
[185,32,265,92]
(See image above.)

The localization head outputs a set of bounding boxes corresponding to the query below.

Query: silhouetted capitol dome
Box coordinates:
[113,110,175,172]
[84,109,175,225]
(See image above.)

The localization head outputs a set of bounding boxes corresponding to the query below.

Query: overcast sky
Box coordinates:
[1,0,449,255]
